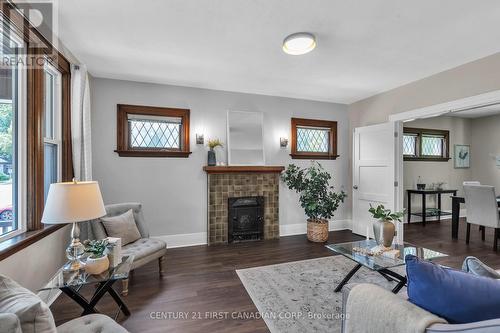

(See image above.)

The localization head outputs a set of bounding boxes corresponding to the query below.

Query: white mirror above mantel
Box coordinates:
[226,110,265,166]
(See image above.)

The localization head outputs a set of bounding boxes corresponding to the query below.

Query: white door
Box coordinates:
[352,122,403,241]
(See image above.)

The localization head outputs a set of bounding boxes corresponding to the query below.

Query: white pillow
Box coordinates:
[0,275,56,333]
[101,209,141,245]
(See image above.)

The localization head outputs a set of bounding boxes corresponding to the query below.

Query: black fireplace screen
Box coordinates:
[228,196,264,243]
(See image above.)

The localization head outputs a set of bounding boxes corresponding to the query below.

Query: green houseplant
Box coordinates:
[368,204,404,247]
[83,239,111,275]
[207,138,223,166]
[281,163,347,242]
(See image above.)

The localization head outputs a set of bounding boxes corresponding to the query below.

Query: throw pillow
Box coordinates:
[0,274,57,333]
[101,209,141,246]
[406,254,500,324]
[462,256,500,279]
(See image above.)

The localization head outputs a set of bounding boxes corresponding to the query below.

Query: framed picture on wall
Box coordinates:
[454,144,470,169]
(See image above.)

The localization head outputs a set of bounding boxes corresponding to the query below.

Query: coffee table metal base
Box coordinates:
[334,264,407,294]
[60,279,130,318]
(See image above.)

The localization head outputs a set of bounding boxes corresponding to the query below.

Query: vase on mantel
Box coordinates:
[372,219,395,247]
[207,149,216,166]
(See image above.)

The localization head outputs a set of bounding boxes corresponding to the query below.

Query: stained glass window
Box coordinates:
[403,134,417,156]
[296,127,330,153]
[128,115,181,149]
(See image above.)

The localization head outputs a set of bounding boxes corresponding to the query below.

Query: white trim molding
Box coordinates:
[153,219,353,248]
[153,233,207,249]
[389,89,500,122]
[279,219,352,237]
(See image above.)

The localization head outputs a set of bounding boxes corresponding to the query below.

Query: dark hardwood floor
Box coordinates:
[50,218,500,332]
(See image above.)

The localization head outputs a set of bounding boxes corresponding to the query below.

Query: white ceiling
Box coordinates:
[56,0,500,104]
[449,104,500,119]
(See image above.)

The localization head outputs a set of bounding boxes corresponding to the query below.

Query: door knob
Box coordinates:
[353,185,358,190]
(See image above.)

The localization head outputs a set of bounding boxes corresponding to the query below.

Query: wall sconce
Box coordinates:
[280,137,288,148]
[196,134,204,145]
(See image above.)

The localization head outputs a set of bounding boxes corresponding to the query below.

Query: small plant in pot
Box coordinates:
[207,138,223,166]
[368,204,404,247]
[281,163,347,242]
[83,239,112,275]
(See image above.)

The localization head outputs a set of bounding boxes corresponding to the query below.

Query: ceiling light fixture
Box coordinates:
[282,32,316,55]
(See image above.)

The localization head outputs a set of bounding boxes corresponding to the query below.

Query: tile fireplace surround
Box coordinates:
[203,166,285,245]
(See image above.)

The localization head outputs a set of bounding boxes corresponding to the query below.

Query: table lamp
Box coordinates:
[42,180,106,271]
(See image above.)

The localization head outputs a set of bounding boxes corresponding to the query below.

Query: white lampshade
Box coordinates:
[42,181,106,224]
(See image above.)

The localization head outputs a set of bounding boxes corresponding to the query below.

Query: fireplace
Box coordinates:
[228,196,264,243]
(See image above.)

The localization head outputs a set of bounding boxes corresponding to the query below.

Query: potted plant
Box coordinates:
[281,163,347,242]
[83,239,111,275]
[368,204,404,247]
[207,138,223,166]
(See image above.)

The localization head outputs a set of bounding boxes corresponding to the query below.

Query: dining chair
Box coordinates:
[462,181,484,237]
[463,185,500,251]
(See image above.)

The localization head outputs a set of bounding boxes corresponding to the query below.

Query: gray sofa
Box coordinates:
[341,257,500,333]
[87,203,167,295]
[0,274,128,333]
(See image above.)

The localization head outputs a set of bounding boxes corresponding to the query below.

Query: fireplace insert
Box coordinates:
[228,196,264,243]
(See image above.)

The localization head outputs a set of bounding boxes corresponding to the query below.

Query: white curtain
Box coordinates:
[70,64,92,181]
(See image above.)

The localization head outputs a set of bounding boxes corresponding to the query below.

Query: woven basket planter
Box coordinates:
[307,218,329,242]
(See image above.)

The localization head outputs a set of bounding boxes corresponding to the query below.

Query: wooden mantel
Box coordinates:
[203,165,285,174]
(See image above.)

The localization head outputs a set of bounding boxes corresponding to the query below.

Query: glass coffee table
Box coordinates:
[326,240,447,294]
[39,255,134,318]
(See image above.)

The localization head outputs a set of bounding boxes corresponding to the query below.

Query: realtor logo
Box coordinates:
[1,1,59,66]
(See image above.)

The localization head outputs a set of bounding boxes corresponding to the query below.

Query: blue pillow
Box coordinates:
[406,254,500,324]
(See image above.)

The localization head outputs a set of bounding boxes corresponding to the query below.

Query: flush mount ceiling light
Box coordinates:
[282,32,316,55]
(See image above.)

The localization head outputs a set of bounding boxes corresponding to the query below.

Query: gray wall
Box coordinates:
[403,117,472,216]
[91,78,350,239]
[0,226,69,291]
[348,52,500,216]
[471,114,500,191]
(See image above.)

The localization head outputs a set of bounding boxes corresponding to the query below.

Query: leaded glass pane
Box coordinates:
[297,127,329,153]
[129,118,181,149]
[421,135,443,156]
[403,134,416,156]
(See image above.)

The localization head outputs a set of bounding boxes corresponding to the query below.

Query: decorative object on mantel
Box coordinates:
[83,239,112,275]
[41,180,106,271]
[454,144,470,169]
[281,162,346,243]
[368,204,404,247]
[207,138,223,166]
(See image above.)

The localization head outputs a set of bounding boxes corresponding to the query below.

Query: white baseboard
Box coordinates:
[153,232,207,249]
[279,219,352,237]
[153,220,353,248]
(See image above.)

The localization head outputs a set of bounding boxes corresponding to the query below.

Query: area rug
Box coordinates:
[236,255,406,333]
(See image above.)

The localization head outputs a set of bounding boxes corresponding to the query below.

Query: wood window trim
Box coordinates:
[115,104,192,158]
[0,2,73,260]
[403,127,450,162]
[290,118,338,160]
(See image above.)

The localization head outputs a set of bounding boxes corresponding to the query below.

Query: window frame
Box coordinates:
[290,117,338,160]
[0,1,73,259]
[43,62,62,184]
[0,30,27,242]
[115,104,191,157]
[403,127,450,162]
